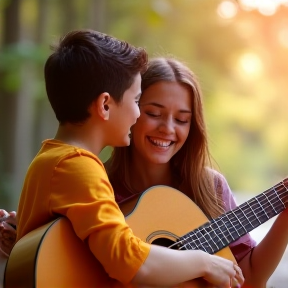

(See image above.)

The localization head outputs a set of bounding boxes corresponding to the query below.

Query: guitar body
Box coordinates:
[4,186,236,288]
[121,186,235,262]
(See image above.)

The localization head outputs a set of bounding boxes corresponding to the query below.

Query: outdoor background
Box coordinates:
[0,0,288,286]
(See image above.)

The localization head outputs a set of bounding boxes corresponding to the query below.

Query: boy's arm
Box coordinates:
[131,245,244,287]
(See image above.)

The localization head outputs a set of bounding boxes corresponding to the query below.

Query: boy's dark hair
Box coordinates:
[44,29,148,124]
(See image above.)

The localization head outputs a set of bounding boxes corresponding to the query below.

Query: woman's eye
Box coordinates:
[146,112,160,117]
[135,101,140,106]
[176,119,189,124]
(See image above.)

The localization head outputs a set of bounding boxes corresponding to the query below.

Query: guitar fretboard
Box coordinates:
[177,178,288,254]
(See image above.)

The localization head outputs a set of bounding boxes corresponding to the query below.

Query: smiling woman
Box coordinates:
[106,57,222,218]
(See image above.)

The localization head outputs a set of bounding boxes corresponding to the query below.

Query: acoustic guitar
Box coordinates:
[4,178,288,288]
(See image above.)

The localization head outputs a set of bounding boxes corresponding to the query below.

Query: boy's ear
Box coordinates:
[93,92,111,120]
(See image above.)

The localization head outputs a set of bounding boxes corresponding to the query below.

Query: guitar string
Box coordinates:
[177,181,288,252]
[174,191,286,252]
[169,179,288,252]
[178,185,287,252]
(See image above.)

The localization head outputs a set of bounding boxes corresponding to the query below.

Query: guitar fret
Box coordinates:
[233,211,246,233]
[263,193,278,215]
[230,210,247,233]
[210,220,230,246]
[236,205,253,231]
[200,226,220,252]
[219,215,237,241]
[249,198,266,224]
[183,233,201,251]
[228,215,244,240]
[195,229,211,253]
[182,224,219,253]
[204,226,222,251]
[273,187,285,212]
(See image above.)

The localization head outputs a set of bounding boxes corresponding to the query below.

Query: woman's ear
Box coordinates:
[92,92,111,120]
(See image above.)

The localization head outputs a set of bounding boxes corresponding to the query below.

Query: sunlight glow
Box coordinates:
[239,0,288,15]
[239,0,288,16]
[238,53,263,78]
[151,0,172,15]
[217,1,238,19]
[278,28,288,48]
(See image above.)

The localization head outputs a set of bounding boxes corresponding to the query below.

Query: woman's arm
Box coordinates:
[239,208,288,287]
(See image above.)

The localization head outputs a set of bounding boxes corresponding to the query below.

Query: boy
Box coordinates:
[16,29,149,286]
[14,29,242,288]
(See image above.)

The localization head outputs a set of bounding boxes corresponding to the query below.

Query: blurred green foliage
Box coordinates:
[0,43,47,92]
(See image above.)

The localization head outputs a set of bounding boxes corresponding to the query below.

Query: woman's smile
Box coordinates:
[147,136,175,148]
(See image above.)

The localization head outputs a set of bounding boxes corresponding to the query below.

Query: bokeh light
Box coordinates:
[239,0,288,15]
[217,0,238,19]
[278,27,288,48]
[237,52,263,79]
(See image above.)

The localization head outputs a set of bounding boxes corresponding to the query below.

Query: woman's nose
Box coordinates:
[158,117,174,134]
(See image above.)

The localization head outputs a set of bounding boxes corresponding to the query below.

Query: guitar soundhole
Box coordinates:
[152,238,182,249]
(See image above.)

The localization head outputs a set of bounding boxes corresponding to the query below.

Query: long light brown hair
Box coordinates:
[107,57,224,219]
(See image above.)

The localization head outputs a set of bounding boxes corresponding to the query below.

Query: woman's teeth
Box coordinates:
[148,137,173,147]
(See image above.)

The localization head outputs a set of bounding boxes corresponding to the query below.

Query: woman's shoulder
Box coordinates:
[207,168,229,188]
[207,168,237,211]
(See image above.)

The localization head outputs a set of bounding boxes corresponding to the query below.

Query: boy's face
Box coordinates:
[108,73,141,147]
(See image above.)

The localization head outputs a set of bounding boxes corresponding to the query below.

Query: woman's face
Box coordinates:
[131,81,192,165]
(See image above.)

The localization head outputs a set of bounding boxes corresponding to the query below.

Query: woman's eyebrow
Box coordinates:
[178,110,192,114]
[140,102,192,113]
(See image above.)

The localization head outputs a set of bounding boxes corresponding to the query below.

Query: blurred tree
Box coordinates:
[0,0,22,209]
[0,0,109,210]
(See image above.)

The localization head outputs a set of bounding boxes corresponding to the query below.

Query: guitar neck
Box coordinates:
[179,178,288,254]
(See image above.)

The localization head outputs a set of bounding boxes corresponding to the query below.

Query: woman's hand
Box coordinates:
[0,209,17,258]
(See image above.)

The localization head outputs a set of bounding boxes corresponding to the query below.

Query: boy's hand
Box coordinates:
[203,254,244,288]
[0,209,17,258]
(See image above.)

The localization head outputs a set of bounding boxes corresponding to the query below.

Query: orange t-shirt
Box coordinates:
[16,139,150,285]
